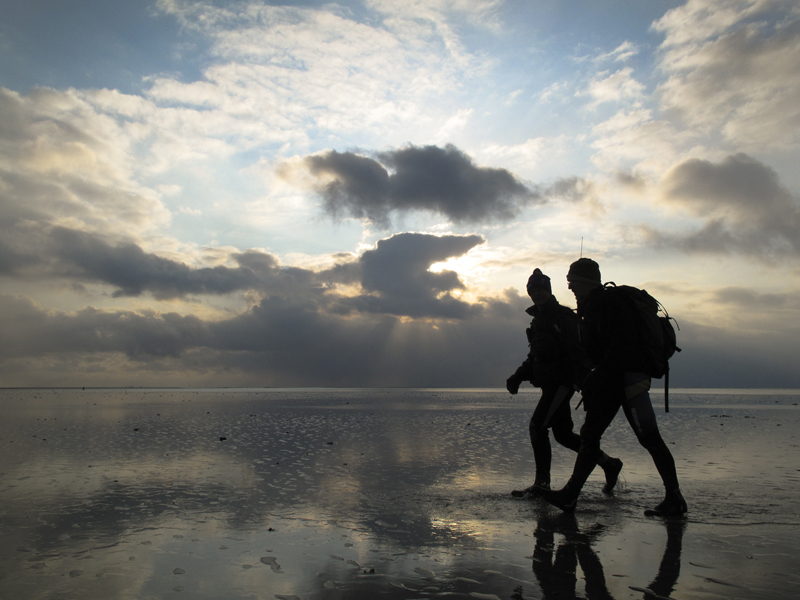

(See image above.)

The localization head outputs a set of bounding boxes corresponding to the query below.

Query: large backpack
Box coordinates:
[604,283,681,411]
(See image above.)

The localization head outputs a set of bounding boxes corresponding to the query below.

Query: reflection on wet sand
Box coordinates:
[0,389,798,599]
[532,513,684,600]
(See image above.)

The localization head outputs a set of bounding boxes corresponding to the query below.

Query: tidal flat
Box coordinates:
[0,388,798,599]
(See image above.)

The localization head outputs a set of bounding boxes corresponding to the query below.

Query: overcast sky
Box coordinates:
[1,0,799,388]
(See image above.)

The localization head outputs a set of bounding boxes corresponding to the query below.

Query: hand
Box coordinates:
[506,377,521,395]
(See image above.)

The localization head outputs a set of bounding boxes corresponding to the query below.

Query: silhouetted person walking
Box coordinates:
[536,258,687,516]
[507,268,622,497]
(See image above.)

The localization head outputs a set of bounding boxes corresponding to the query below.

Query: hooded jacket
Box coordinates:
[512,295,591,387]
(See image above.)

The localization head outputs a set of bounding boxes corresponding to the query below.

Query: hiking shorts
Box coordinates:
[580,372,659,444]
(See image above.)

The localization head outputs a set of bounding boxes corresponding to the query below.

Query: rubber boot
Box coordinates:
[601,457,623,494]
[535,481,580,513]
[511,480,550,498]
[645,488,687,517]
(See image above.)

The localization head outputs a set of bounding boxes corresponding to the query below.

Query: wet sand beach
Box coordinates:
[0,388,798,599]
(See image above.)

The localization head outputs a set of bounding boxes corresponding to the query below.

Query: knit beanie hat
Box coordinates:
[566,258,601,285]
[526,268,552,293]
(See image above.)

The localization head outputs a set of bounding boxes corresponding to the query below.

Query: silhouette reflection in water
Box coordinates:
[531,514,684,600]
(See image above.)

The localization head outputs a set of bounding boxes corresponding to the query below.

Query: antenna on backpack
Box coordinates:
[580,237,583,258]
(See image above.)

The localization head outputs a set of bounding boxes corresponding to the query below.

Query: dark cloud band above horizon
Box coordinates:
[2,288,799,389]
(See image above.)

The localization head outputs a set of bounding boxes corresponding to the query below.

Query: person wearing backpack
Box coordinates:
[506,268,623,498]
[535,258,687,516]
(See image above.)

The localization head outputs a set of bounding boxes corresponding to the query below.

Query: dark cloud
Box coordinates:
[4,219,800,388]
[543,176,590,202]
[0,222,325,301]
[616,170,647,191]
[0,217,489,324]
[668,318,800,388]
[303,144,538,226]
[643,219,773,256]
[3,287,800,388]
[0,295,212,360]
[0,228,528,387]
[1,222,485,323]
[211,295,401,386]
[41,227,485,321]
[0,288,529,387]
[329,232,485,319]
[711,287,798,310]
[662,153,788,214]
[48,227,287,299]
[649,153,800,259]
[0,237,38,275]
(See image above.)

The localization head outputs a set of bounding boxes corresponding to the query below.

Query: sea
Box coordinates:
[0,388,798,599]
